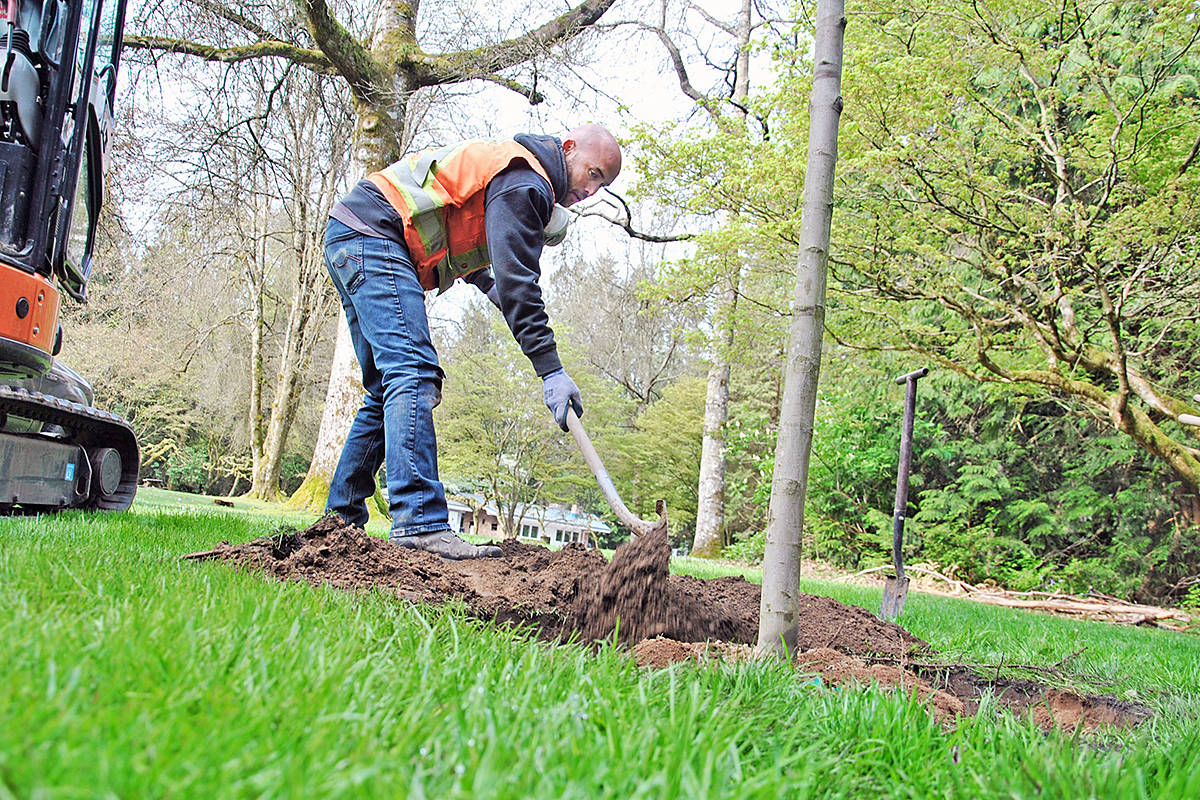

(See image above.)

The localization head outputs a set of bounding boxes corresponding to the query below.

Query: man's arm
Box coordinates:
[483,172,562,377]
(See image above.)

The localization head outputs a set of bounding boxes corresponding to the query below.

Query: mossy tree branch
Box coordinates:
[294,0,391,103]
[122,35,335,73]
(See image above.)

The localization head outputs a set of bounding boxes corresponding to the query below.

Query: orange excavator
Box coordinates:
[0,0,137,512]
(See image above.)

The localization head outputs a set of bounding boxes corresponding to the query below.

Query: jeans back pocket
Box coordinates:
[326,228,365,294]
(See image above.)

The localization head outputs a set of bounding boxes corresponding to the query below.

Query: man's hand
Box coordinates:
[542,369,583,431]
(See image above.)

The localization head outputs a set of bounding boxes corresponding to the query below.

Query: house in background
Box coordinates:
[446,496,473,535]
[519,504,612,547]
[451,496,610,548]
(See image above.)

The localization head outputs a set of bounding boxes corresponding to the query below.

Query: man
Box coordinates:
[323,124,622,560]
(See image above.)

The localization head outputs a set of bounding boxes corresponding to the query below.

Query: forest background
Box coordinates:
[72,0,1200,606]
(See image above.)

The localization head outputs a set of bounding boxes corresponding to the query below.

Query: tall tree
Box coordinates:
[617,0,770,556]
[758,0,845,653]
[125,0,620,509]
[832,0,1200,501]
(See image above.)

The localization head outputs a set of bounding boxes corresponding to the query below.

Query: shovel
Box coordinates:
[565,407,667,536]
[881,367,929,620]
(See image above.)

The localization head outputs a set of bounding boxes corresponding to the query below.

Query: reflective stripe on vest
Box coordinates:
[367,140,553,293]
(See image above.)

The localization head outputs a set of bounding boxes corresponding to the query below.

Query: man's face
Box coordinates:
[562,136,622,206]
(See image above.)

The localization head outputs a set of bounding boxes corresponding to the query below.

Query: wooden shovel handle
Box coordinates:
[565,407,665,536]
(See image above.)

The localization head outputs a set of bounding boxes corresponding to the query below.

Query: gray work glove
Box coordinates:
[542,368,583,432]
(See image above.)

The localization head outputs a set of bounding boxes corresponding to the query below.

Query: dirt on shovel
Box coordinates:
[184,514,1151,732]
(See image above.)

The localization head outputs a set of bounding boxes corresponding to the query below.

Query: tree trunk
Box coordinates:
[246,201,267,493]
[758,0,845,654]
[287,314,363,511]
[248,182,338,500]
[691,279,738,556]
[690,0,753,558]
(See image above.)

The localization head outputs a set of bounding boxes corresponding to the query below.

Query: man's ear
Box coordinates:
[562,138,577,155]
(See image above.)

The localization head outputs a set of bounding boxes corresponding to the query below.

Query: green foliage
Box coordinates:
[722,526,766,564]
[627,0,1200,602]
[719,359,1197,602]
[824,0,1200,490]
[607,376,707,541]
[162,444,209,494]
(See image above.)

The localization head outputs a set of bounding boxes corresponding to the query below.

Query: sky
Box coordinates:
[114,0,787,322]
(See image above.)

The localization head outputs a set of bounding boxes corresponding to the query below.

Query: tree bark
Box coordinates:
[246,203,266,493]
[758,0,845,654]
[691,279,737,556]
[253,203,335,500]
[287,314,363,511]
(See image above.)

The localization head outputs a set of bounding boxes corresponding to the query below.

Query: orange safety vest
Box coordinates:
[367,140,553,293]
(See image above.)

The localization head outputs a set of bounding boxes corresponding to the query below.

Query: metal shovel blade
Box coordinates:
[879,367,927,621]
[880,574,910,620]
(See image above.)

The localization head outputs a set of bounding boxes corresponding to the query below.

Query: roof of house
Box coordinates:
[540,505,612,533]
[445,492,611,533]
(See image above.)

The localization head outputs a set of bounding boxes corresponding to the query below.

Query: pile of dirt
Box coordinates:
[186,514,1150,731]
[188,515,918,655]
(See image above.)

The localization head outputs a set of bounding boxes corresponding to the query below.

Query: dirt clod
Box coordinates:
[187,514,1150,732]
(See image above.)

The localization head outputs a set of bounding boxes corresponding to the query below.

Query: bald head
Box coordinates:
[561,124,622,206]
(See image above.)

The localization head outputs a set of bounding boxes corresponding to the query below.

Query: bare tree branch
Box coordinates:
[190,0,279,42]
[425,0,617,85]
[576,190,696,242]
[123,35,334,72]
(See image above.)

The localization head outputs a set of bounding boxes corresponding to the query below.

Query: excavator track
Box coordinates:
[0,384,139,511]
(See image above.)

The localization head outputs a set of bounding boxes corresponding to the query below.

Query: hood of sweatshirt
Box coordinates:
[514,133,567,204]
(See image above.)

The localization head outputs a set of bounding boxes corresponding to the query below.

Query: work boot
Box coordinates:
[393,530,502,560]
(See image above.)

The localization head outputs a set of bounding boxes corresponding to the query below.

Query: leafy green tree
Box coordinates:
[436,309,565,537]
[829,0,1200,499]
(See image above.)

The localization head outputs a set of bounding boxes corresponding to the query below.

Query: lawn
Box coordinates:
[1,494,1198,798]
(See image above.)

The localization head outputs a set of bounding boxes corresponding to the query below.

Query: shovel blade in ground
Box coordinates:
[880,574,909,620]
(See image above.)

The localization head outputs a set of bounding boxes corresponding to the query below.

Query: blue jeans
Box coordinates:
[323,218,449,537]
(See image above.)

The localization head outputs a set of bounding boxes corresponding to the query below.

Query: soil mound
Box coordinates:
[185,515,1150,731]
[188,515,919,656]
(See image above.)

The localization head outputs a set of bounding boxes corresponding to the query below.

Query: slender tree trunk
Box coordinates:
[758,0,845,654]
[248,183,339,500]
[691,0,753,557]
[246,201,267,492]
[692,279,738,556]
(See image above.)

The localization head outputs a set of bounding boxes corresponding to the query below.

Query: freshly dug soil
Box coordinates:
[187,514,1149,731]
[630,639,1150,733]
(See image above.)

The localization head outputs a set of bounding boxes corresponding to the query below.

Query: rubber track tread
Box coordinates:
[0,385,139,511]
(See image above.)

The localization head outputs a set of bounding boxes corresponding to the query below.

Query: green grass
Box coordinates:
[2,502,1199,798]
